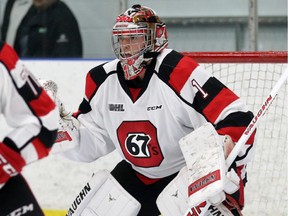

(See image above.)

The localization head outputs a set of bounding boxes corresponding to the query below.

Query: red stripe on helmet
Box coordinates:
[113,29,147,35]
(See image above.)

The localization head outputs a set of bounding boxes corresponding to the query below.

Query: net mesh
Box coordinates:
[192,53,287,215]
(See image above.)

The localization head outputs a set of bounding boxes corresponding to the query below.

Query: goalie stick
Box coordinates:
[183,67,288,216]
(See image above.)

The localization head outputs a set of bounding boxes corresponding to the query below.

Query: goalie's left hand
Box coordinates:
[207,134,240,205]
[222,135,235,159]
[207,168,240,206]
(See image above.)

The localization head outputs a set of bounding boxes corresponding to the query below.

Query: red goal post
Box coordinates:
[182,51,287,216]
[182,51,287,63]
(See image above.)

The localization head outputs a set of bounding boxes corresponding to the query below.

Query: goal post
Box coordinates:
[182,51,287,215]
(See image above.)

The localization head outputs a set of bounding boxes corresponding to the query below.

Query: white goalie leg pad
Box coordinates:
[156,166,189,216]
[66,170,141,216]
[179,122,227,207]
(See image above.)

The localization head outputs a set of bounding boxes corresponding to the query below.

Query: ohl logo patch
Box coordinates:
[109,103,125,111]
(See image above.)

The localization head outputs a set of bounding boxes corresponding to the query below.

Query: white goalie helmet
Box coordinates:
[112,4,168,80]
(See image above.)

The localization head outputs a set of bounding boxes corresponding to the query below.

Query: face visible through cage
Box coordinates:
[118,35,146,59]
[112,27,153,60]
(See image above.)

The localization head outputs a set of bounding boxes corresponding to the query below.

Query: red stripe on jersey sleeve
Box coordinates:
[203,88,239,123]
[0,43,19,71]
[217,126,255,144]
[85,73,97,100]
[29,90,56,117]
[168,56,198,94]
[32,138,50,159]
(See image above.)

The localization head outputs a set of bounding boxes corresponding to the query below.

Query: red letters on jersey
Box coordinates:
[117,121,163,167]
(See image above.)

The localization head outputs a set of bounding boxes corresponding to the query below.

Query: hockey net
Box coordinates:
[183,51,287,216]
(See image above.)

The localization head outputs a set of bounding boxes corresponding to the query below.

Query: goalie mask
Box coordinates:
[112,4,168,80]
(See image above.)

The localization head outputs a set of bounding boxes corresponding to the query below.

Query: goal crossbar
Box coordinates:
[182,51,288,63]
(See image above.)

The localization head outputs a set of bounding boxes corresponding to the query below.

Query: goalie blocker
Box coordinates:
[157,123,240,216]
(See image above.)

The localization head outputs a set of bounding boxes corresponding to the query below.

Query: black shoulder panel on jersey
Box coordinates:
[192,77,225,113]
[158,50,183,82]
[89,63,108,87]
[77,98,92,115]
[85,62,116,101]
[215,111,254,130]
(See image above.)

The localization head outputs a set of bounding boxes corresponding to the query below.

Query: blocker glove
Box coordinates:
[0,143,26,189]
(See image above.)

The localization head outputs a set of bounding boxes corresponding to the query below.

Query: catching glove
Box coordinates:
[39,79,80,153]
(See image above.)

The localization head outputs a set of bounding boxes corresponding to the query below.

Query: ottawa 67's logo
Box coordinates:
[117,121,163,167]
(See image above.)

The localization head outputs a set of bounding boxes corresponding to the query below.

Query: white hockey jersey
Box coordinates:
[71,48,255,181]
[69,48,256,208]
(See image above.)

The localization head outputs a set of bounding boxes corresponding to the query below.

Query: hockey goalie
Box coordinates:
[41,74,255,215]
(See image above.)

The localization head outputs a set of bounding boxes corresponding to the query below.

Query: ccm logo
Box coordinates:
[8,204,34,216]
[147,105,162,111]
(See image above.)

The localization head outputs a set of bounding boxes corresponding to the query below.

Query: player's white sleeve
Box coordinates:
[39,79,115,161]
[66,170,141,216]
[60,125,115,162]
